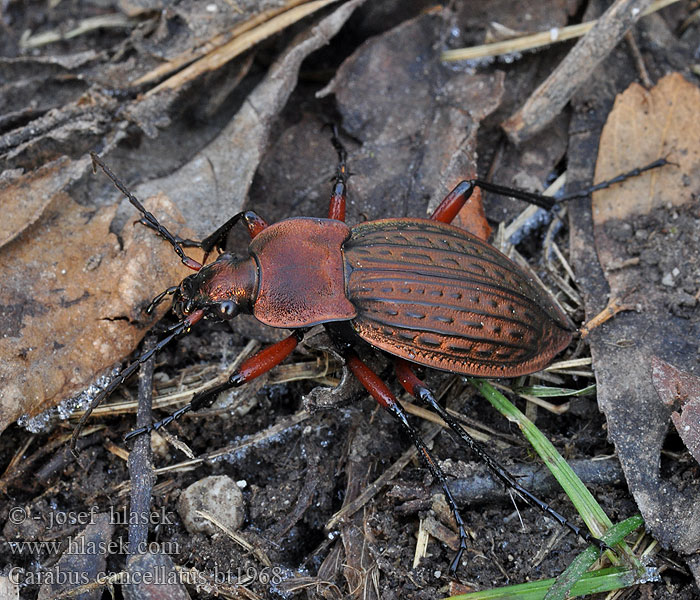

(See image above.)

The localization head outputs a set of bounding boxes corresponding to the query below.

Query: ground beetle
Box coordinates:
[74,132,666,574]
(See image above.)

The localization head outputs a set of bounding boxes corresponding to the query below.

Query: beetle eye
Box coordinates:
[218,300,237,318]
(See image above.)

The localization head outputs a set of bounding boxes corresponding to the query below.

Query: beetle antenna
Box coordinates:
[70,310,204,457]
[89,152,202,271]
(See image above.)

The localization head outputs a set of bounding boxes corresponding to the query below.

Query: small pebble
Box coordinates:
[178,475,245,536]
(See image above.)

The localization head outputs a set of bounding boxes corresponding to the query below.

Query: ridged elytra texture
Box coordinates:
[343,218,574,377]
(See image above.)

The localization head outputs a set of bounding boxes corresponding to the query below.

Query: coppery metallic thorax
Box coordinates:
[249,217,356,328]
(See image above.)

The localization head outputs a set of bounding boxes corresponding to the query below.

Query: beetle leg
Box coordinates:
[196,210,269,263]
[430,179,562,232]
[430,180,479,225]
[124,330,305,441]
[557,157,670,201]
[91,153,271,266]
[145,285,179,314]
[467,158,668,208]
[145,209,269,265]
[431,158,670,228]
[327,124,348,222]
[394,358,609,553]
[429,180,492,239]
[343,349,469,576]
[71,310,205,456]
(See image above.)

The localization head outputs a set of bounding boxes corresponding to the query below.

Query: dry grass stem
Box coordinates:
[143,0,341,95]
[442,0,680,62]
[20,14,136,49]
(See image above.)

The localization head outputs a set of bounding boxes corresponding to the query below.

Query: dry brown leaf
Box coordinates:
[0,0,369,437]
[0,156,75,249]
[586,72,700,556]
[0,165,196,433]
[593,72,700,222]
[593,72,700,298]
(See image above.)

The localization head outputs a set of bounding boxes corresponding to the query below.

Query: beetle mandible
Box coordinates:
[73,131,643,574]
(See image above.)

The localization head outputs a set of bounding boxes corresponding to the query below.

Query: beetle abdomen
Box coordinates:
[344,219,574,377]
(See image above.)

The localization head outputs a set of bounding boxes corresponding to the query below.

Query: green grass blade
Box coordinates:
[514,384,596,398]
[468,378,611,536]
[544,515,650,600]
[453,382,653,600]
[444,566,640,600]
[443,518,655,599]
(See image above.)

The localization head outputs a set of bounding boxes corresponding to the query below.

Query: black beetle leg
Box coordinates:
[430,158,670,225]
[124,330,306,441]
[557,158,670,201]
[193,210,268,265]
[343,349,469,576]
[394,359,608,553]
[71,316,195,456]
[137,207,269,263]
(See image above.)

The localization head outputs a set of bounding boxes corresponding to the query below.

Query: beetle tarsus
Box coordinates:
[89,151,202,271]
[124,403,193,441]
[145,286,179,314]
[71,318,192,455]
[137,217,203,249]
[558,157,670,201]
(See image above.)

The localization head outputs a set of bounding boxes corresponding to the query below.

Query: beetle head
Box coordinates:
[172,253,257,322]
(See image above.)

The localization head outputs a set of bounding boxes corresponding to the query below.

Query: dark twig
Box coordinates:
[448,458,624,506]
[127,334,156,556]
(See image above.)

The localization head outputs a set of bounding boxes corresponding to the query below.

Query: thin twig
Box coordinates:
[133,0,315,86]
[142,0,341,96]
[502,0,662,143]
[127,334,156,556]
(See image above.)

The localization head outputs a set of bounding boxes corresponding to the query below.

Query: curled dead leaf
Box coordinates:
[0,165,197,433]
